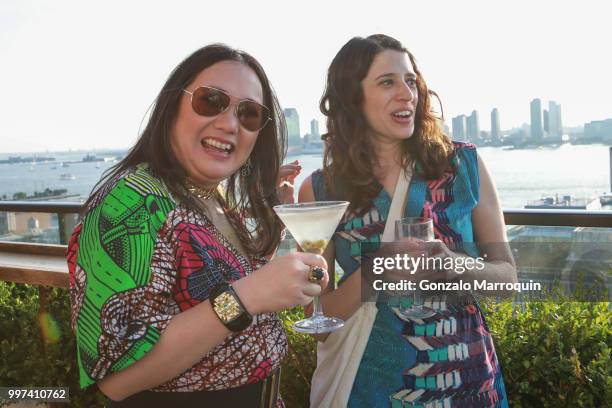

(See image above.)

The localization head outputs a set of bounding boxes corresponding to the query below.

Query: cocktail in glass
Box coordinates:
[273,201,349,333]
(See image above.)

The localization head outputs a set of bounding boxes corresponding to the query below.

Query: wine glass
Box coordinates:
[394,217,437,319]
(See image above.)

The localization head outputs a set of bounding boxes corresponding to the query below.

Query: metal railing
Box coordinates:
[0,201,82,245]
[502,208,612,228]
[2,200,611,283]
[1,201,611,325]
[2,201,612,229]
[0,201,83,214]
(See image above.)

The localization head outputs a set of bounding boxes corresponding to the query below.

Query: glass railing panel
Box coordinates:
[506,225,611,302]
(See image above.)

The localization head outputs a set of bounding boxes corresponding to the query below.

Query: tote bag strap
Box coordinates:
[382,166,412,241]
[310,165,413,408]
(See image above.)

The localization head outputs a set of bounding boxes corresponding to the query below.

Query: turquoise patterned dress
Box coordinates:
[311,142,509,408]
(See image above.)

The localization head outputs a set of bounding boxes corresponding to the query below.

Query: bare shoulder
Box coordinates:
[475,152,497,195]
[298,174,315,202]
[476,151,488,172]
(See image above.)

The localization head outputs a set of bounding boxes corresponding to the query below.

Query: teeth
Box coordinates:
[203,139,232,151]
[393,111,412,118]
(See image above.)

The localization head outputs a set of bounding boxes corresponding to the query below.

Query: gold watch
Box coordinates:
[210,283,253,332]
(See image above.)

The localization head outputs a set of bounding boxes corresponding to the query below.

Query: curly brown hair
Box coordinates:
[320,34,453,215]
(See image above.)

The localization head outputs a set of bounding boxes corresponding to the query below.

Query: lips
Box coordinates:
[200,137,235,155]
[391,108,414,124]
[391,108,413,119]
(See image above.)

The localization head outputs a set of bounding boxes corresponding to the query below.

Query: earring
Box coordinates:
[240,158,252,177]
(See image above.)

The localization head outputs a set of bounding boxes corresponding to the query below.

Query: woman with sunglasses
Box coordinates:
[66,44,328,407]
[301,35,516,407]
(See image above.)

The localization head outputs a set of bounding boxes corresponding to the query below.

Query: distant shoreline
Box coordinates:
[1,141,611,158]
[0,149,128,160]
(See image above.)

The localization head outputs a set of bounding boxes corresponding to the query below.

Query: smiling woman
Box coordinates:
[171,61,268,184]
[302,34,516,408]
[66,44,326,408]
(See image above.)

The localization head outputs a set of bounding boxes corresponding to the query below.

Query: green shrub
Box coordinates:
[279,308,317,408]
[481,299,611,408]
[1,283,610,408]
[280,298,612,408]
[0,282,106,407]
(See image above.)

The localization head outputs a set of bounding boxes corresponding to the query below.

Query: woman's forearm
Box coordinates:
[460,257,518,298]
[97,274,271,401]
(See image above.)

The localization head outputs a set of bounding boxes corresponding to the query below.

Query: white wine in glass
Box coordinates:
[394,217,437,319]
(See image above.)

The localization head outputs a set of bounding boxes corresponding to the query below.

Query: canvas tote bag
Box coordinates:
[310,167,411,408]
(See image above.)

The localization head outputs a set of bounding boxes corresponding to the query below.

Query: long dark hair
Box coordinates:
[84,44,287,256]
[320,34,453,215]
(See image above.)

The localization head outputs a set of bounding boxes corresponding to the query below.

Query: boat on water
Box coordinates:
[525,194,601,210]
[60,173,76,180]
[83,154,104,162]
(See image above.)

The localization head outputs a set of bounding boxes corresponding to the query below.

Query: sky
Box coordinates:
[1,0,611,153]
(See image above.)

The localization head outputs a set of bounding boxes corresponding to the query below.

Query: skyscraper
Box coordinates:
[530,99,543,140]
[584,118,612,143]
[543,109,549,134]
[310,119,320,138]
[466,110,480,142]
[548,101,563,139]
[490,108,501,141]
[283,108,301,147]
[452,115,466,140]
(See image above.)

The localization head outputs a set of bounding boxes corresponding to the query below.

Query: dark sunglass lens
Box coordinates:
[192,87,230,116]
[237,101,267,131]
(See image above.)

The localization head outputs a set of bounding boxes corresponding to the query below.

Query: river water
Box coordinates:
[0,144,609,209]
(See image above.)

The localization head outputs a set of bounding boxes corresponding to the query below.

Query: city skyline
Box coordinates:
[449,96,612,144]
[1,1,612,153]
[1,102,608,155]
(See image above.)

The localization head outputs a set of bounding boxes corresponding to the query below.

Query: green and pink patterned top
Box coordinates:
[67,163,287,392]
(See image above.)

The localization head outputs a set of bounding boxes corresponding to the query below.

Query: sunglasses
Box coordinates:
[182,86,271,132]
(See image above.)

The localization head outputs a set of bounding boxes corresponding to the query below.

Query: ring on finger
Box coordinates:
[308,266,325,283]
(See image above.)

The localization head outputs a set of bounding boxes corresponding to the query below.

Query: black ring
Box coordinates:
[309,266,325,282]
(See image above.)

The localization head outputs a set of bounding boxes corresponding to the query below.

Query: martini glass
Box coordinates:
[273,201,349,333]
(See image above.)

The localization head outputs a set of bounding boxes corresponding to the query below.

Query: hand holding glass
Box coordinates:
[394,217,437,319]
[273,201,349,333]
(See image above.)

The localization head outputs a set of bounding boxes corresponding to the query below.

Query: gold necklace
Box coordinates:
[185,178,218,200]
